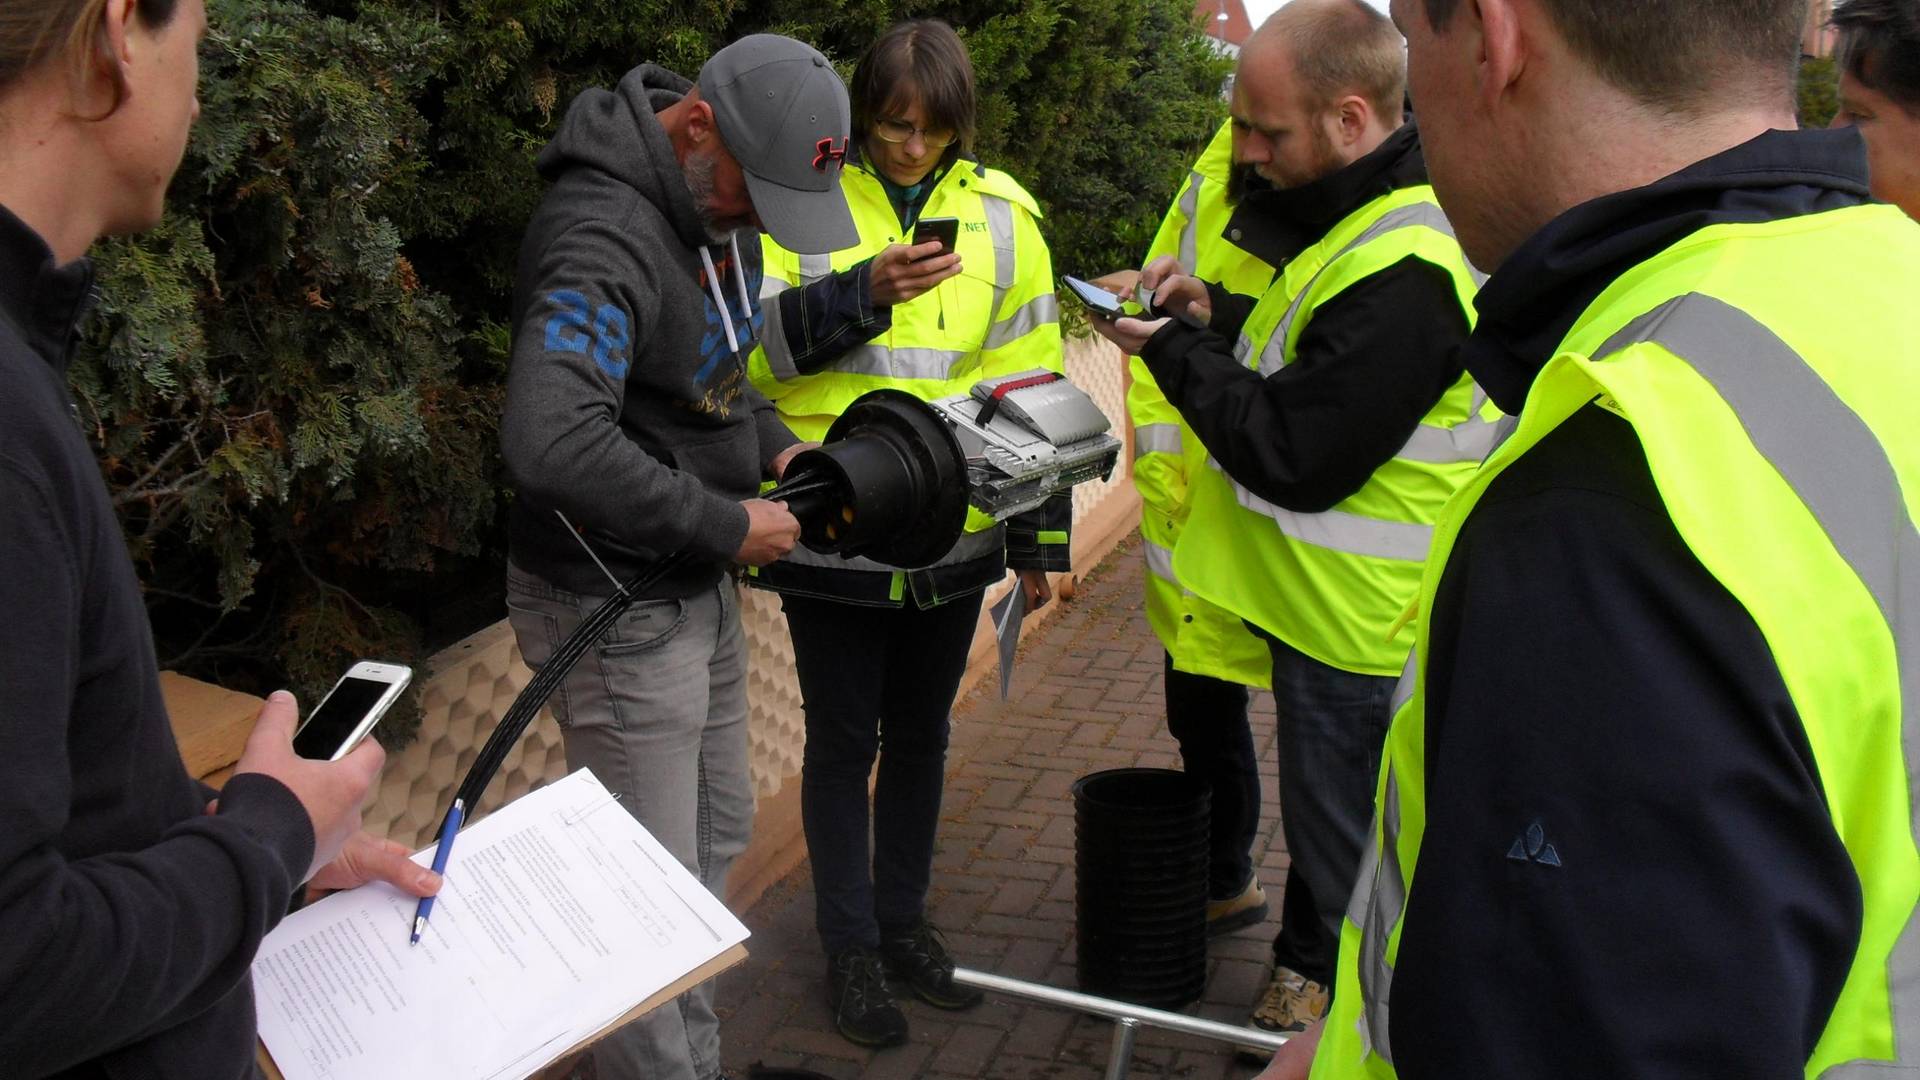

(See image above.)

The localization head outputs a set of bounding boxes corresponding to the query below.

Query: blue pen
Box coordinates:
[410,798,464,945]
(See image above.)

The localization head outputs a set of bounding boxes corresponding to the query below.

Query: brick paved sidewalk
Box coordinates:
[716,533,1285,1079]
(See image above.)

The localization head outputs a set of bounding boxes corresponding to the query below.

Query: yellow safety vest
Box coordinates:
[1317,203,1920,1078]
[748,157,1064,572]
[1172,184,1492,676]
[1132,121,1277,689]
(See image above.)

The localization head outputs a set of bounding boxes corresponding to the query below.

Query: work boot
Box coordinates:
[1205,877,1269,937]
[824,946,908,1048]
[878,920,985,1010]
[1249,964,1329,1035]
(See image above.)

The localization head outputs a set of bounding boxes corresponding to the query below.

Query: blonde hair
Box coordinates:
[1,0,180,95]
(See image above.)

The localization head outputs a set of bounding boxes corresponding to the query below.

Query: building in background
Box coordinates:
[1805,0,1838,58]
[1195,0,1253,58]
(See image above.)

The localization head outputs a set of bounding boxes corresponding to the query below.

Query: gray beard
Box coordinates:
[683,152,739,245]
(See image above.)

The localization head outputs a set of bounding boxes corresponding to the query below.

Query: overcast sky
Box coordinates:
[1243,0,1392,26]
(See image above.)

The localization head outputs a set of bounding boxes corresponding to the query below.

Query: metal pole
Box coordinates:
[952,967,1290,1057]
[1104,1018,1140,1080]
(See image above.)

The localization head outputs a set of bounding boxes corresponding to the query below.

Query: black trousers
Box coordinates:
[1161,652,1258,900]
[782,590,985,954]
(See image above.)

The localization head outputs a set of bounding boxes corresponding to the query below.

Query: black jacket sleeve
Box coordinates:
[1140,257,1470,513]
[1004,492,1072,573]
[0,459,313,1076]
[1392,405,1859,1080]
[1203,281,1260,341]
[773,261,891,377]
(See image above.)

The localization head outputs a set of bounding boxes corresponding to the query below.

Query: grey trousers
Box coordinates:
[506,565,753,1080]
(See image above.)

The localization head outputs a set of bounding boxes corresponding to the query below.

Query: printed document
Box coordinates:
[253,768,749,1080]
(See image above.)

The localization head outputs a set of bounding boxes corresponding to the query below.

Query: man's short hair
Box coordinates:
[1834,0,1920,113]
[1265,0,1407,121]
[1419,0,1804,113]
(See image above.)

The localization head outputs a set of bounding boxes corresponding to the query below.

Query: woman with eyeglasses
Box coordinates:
[746,18,1067,1049]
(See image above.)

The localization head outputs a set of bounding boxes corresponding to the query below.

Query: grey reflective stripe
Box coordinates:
[758,283,802,382]
[780,522,1003,574]
[1398,415,1501,465]
[1175,170,1204,271]
[1255,202,1460,378]
[1134,423,1183,458]
[798,252,832,283]
[1585,294,1920,1075]
[1224,469,1435,562]
[983,293,1060,351]
[1143,538,1178,584]
[831,344,969,381]
[1350,661,1417,1063]
[984,194,1016,312]
[1232,331,1254,367]
[1349,765,1404,1065]
[1389,649,1416,715]
[1491,412,1521,451]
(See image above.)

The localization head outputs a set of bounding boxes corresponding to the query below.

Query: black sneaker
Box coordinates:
[825,946,909,1047]
[877,920,984,1010]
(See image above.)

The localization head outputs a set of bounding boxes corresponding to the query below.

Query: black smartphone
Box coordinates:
[1061,275,1127,321]
[911,216,959,257]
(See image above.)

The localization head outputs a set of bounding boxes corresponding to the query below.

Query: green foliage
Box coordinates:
[1799,55,1841,129]
[76,0,1227,742]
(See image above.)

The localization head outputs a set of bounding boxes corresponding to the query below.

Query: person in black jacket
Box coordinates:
[1092,0,1478,1044]
[1257,0,1902,1075]
[0,2,438,1077]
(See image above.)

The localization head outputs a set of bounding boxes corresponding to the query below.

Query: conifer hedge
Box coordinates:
[78,0,1229,741]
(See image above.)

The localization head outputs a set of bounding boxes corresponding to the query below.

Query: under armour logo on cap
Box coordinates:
[812,137,847,172]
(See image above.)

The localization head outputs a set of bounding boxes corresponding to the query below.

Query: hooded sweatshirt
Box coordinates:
[502,64,800,598]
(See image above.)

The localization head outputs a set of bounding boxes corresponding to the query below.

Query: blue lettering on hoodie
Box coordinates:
[543,290,631,381]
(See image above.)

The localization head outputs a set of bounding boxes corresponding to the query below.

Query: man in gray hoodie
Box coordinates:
[500,34,857,1080]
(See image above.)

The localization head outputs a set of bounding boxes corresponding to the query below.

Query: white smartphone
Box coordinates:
[292,661,413,761]
[1062,275,1129,320]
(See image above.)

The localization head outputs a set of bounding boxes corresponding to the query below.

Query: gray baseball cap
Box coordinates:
[699,35,859,254]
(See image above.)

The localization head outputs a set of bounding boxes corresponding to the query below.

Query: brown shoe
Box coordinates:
[1204,878,1269,937]
[1249,965,1329,1034]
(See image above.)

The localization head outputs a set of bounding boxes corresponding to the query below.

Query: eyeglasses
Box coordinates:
[873,118,957,149]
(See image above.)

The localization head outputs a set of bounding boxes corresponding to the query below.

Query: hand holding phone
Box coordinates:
[232,689,389,882]
[293,661,412,760]
[870,238,961,306]
[1062,275,1130,321]
[911,215,959,257]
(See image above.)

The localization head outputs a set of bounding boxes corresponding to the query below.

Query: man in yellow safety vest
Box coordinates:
[1093,0,1489,1041]
[1258,0,1920,1076]
[1102,120,1280,949]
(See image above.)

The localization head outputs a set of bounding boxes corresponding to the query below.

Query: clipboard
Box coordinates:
[258,943,748,1080]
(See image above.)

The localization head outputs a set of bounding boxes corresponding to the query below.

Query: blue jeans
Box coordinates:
[505,565,752,1080]
[1260,631,1396,986]
[1161,652,1259,900]
[781,591,984,955]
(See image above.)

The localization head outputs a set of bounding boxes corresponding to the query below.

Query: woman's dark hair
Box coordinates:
[1834,0,1920,113]
[1,0,180,97]
[849,19,976,157]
